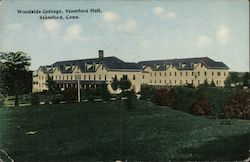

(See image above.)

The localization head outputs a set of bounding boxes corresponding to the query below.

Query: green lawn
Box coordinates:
[0,100,250,161]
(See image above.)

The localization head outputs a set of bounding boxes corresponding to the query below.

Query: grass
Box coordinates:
[0,100,250,161]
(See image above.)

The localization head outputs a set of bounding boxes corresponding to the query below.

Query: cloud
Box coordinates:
[117,19,138,31]
[63,24,87,42]
[140,40,151,47]
[153,6,177,19]
[102,11,120,23]
[7,23,22,31]
[196,35,212,47]
[44,20,59,31]
[216,25,231,46]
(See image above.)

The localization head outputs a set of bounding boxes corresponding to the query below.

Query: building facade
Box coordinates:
[32,50,229,93]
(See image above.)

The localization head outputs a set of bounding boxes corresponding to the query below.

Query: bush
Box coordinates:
[125,90,137,110]
[190,96,212,116]
[154,88,177,107]
[223,90,250,119]
[64,87,77,103]
[31,94,40,105]
[52,94,63,104]
[140,84,156,101]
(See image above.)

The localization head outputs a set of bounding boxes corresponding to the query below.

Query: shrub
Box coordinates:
[52,94,63,104]
[125,90,137,110]
[190,96,212,116]
[154,88,177,107]
[223,91,250,119]
[64,87,77,103]
[31,94,40,105]
[140,84,156,101]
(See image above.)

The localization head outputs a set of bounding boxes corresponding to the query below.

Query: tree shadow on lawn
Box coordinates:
[176,133,250,161]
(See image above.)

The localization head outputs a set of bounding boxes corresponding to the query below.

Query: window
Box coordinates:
[164,72,166,76]
[84,75,86,80]
[99,74,101,80]
[155,80,157,83]
[38,75,41,80]
[59,75,61,80]
[71,75,73,80]
[42,75,44,80]
[169,80,171,84]
[192,72,194,76]
[62,75,64,80]
[142,75,145,79]
[150,80,152,83]
[94,75,96,80]
[105,75,107,80]
[204,71,207,76]
[174,80,176,84]
[198,72,200,76]
[180,72,182,76]
[102,65,104,70]
[201,64,203,67]
[216,80,219,85]
[133,74,136,80]
[186,72,188,76]
[159,80,161,83]
[164,80,166,84]
[192,80,194,84]
[159,72,161,76]
[155,72,156,76]
[217,72,221,76]
[123,75,128,80]
[169,72,172,76]
[175,72,177,76]
[67,75,68,80]
[224,72,226,76]
[212,72,214,76]
[186,80,188,84]
[198,80,200,84]
[89,75,91,80]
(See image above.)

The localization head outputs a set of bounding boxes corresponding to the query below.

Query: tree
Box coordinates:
[0,51,31,106]
[46,75,61,95]
[111,75,132,92]
[190,96,212,116]
[224,72,241,88]
[242,72,250,88]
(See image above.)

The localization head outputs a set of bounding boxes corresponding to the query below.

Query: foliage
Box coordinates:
[140,84,156,101]
[31,93,40,105]
[125,90,137,110]
[111,75,132,92]
[224,72,242,88]
[242,72,250,88]
[64,87,77,103]
[0,51,31,106]
[223,90,250,119]
[154,88,177,107]
[190,96,212,116]
[46,75,61,95]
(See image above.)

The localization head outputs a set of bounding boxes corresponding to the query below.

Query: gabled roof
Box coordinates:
[137,57,229,70]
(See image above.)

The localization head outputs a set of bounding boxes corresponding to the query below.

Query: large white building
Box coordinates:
[32,50,229,93]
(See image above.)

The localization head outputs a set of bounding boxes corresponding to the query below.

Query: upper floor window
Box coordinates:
[212,72,214,76]
[84,75,86,80]
[180,72,182,76]
[154,72,157,76]
[192,72,194,76]
[164,72,166,76]
[94,75,96,80]
[217,72,221,76]
[186,72,188,76]
[142,75,145,79]
[197,72,200,76]
[159,72,161,76]
[159,80,161,83]
[89,74,91,80]
[224,72,226,76]
[204,71,207,76]
[99,74,101,80]
[175,72,177,76]
[105,75,107,80]
[169,72,172,76]
[133,74,136,80]
[201,64,203,67]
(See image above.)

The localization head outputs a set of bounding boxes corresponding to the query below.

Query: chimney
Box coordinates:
[98,50,104,58]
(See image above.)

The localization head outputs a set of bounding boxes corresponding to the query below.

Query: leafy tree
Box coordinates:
[111,75,131,92]
[0,51,31,106]
[242,72,250,88]
[224,72,241,88]
[140,84,156,100]
[190,96,212,116]
[119,75,132,91]
[46,75,61,95]
[111,75,120,91]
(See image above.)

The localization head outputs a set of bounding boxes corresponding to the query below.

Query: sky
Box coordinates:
[0,0,249,72]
